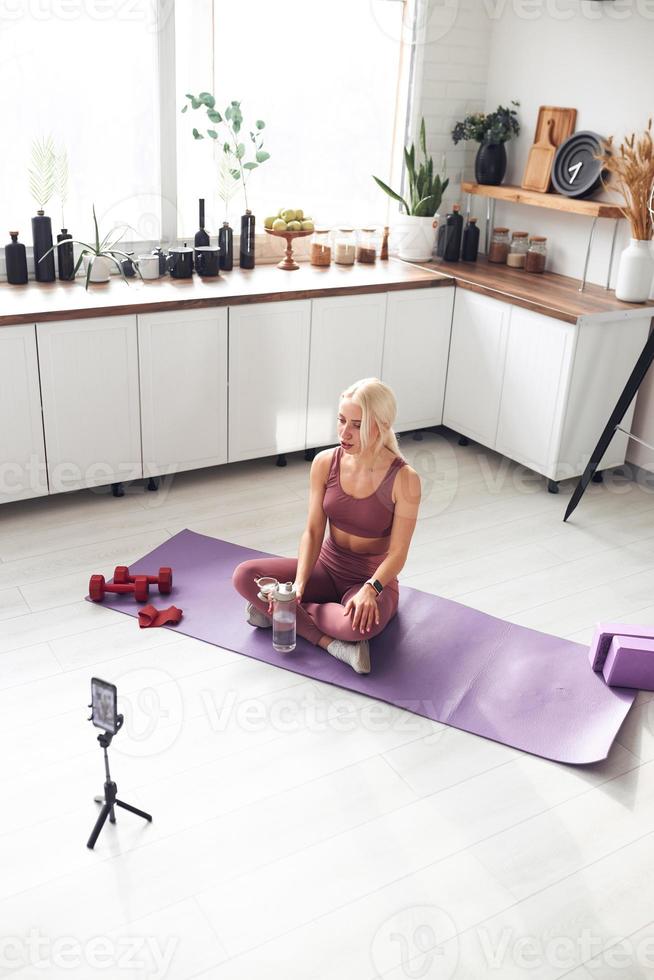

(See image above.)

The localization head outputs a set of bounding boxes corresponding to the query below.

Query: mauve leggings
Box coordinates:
[232,534,399,646]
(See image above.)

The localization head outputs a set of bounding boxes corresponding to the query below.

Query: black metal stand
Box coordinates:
[87,731,152,850]
[564,328,654,522]
[276,454,287,467]
[147,477,159,491]
[304,448,316,462]
[111,482,125,497]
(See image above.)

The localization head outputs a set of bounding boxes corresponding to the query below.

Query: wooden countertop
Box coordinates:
[0,260,452,326]
[414,256,654,324]
[1,254,650,327]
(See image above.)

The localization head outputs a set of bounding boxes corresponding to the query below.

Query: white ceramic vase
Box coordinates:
[395,214,438,263]
[83,254,113,283]
[615,238,654,302]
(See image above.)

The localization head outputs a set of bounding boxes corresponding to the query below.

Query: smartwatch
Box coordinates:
[365,578,384,597]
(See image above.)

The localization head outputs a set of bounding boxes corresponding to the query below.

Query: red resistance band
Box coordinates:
[138,604,184,629]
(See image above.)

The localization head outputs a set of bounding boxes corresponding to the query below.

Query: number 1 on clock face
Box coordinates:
[568,161,583,184]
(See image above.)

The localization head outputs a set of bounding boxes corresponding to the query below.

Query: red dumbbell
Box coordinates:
[113,565,173,595]
[89,574,150,603]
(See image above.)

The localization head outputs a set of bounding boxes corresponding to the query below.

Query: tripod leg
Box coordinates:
[110,806,116,824]
[116,798,153,823]
[564,328,654,522]
[87,803,112,850]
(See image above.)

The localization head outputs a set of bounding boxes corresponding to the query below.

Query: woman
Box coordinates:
[232,377,421,674]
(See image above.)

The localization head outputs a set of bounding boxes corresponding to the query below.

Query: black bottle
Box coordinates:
[57,228,75,280]
[5,231,28,284]
[219,221,233,271]
[239,210,255,269]
[32,210,55,282]
[461,217,480,262]
[194,198,210,249]
[433,221,447,262]
[443,203,464,262]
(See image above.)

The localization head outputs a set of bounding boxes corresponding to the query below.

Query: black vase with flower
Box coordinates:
[475,141,508,186]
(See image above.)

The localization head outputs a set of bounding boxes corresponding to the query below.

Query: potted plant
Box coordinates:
[39,205,141,289]
[452,101,520,186]
[599,122,654,302]
[373,118,449,262]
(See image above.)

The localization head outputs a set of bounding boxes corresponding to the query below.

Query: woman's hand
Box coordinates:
[343,586,380,635]
[294,581,304,605]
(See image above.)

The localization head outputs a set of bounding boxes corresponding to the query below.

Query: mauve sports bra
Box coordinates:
[323,446,406,539]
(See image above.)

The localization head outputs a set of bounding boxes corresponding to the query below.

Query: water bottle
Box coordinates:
[271,581,297,653]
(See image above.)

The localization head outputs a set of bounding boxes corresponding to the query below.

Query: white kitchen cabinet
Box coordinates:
[0,324,48,504]
[37,316,142,492]
[495,306,576,478]
[306,293,387,446]
[382,288,454,431]
[229,300,311,461]
[443,289,510,446]
[555,314,652,481]
[445,288,653,484]
[138,308,227,476]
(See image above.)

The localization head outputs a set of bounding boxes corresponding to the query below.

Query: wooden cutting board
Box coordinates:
[534,105,577,149]
[522,118,557,193]
[522,106,577,192]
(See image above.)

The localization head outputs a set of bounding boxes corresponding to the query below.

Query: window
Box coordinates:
[1,0,160,244]
[175,0,413,238]
[2,0,413,260]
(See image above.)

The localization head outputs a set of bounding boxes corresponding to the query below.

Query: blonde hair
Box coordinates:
[339,378,404,460]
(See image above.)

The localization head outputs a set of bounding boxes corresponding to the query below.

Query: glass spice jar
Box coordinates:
[488,227,510,264]
[310,229,332,267]
[334,228,356,265]
[525,236,547,273]
[506,231,529,269]
[356,227,377,264]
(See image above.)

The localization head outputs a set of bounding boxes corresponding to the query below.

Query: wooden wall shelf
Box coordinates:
[462,182,624,291]
[461,182,624,220]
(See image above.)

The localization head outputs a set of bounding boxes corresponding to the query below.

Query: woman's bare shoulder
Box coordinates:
[392,461,421,503]
[310,447,338,485]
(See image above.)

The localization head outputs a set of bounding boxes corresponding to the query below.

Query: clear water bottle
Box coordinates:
[271,581,297,653]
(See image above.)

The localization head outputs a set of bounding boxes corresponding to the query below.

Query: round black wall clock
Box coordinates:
[551,131,608,199]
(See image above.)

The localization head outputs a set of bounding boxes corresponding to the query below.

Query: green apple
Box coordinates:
[264,216,276,229]
[272,218,288,232]
[294,209,304,220]
[281,209,296,223]
[301,219,314,232]
[277,208,285,218]
[287,220,302,231]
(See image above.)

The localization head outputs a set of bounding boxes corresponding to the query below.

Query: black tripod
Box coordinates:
[87,719,152,850]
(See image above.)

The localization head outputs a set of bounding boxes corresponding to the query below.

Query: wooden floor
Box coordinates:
[2,429,654,980]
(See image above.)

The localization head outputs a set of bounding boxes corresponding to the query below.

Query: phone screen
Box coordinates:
[91,678,117,734]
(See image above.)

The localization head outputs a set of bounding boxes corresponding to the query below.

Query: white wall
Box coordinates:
[410,0,492,213]
[416,0,654,471]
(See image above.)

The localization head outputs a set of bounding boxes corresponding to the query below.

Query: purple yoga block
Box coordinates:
[589,621,654,672]
[603,635,654,690]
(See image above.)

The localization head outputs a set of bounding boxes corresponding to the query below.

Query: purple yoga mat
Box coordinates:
[94,529,635,765]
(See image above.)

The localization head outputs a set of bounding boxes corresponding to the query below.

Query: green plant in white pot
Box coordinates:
[373,118,448,262]
[39,205,141,289]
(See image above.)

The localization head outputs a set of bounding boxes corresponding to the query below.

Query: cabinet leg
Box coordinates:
[276,454,287,468]
[547,479,559,494]
[412,430,423,441]
[147,477,159,492]
[458,435,469,447]
[112,482,125,498]
[591,471,603,484]
[304,448,316,462]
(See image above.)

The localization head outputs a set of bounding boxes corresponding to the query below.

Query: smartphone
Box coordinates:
[90,677,118,734]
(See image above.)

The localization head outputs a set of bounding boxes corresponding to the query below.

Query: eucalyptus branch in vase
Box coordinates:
[182,92,270,212]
